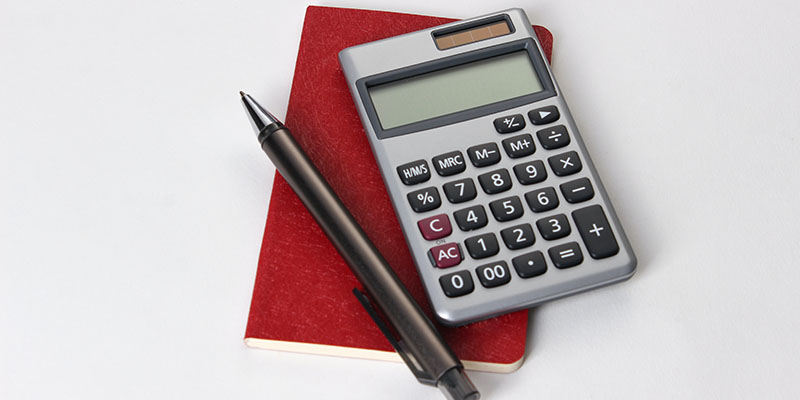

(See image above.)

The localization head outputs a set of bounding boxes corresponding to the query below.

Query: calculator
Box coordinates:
[339,9,636,326]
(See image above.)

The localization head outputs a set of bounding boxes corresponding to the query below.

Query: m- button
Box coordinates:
[396,159,430,185]
[467,143,501,167]
[417,213,452,240]
[428,242,463,268]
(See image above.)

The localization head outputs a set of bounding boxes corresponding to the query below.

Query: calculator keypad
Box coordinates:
[560,178,594,203]
[501,134,535,158]
[418,214,452,240]
[493,114,525,133]
[536,125,570,149]
[439,270,474,297]
[572,205,619,259]
[478,169,512,194]
[407,186,441,212]
[428,242,463,268]
[500,224,535,250]
[536,214,571,240]
[548,151,582,176]
[433,151,467,176]
[524,187,559,213]
[548,242,583,269]
[397,159,430,185]
[513,160,547,185]
[511,251,547,278]
[467,143,501,167]
[453,205,488,231]
[443,178,477,203]
[528,105,560,125]
[488,196,524,222]
[395,104,628,305]
[476,261,511,288]
[464,233,499,259]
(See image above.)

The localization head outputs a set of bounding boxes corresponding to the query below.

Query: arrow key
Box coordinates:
[528,105,560,125]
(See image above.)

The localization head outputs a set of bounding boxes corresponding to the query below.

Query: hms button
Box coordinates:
[396,159,430,185]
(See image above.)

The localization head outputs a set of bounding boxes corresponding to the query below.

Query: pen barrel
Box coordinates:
[259,125,461,381]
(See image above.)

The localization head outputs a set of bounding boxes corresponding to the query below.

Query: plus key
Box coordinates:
[571,205,619,259]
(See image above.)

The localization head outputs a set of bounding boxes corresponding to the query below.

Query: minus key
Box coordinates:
[559,177,594,203]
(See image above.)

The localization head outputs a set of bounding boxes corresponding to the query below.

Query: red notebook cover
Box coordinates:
[245,6,554,373]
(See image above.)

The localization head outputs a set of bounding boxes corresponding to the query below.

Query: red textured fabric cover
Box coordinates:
[245,5,554,366]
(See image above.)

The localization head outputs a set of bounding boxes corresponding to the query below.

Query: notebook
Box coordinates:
[244,5,554,373]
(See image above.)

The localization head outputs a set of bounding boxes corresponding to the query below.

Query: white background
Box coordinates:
[2,0,799,398]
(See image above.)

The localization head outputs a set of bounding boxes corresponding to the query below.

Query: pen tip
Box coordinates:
[239,91,246,97]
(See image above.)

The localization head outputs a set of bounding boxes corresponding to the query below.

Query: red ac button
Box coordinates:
[428,242,462,268]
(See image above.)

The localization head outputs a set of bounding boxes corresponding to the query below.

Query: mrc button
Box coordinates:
[432,151,466,176]
[396,159,430,185]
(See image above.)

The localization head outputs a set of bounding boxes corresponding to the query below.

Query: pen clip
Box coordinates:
[352,288,437,386]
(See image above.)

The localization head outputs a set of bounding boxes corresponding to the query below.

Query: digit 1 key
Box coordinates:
[571,205,619,259]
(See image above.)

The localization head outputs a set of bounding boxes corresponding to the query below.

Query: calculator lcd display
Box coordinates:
[368,51,543,130]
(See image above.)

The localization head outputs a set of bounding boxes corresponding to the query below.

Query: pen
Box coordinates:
[240,91,479,400]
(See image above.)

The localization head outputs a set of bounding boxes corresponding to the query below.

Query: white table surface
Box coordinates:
[2,0,799,398]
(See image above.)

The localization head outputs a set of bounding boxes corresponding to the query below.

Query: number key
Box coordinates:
[453,205,488,231]
[478,168,512,194]
[524,187,559,213]
[536,214,571,240]
[476,261,511,288]
[442,178,477,203]
[488,196,524,222]
[439,270,474,297]
[513,160,547,185]
[500,223,535,250]
[464,233,499,259]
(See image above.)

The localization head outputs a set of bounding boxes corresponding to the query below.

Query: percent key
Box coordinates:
[407,187,441,212]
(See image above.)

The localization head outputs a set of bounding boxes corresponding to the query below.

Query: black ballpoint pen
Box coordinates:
[240,91,480,400]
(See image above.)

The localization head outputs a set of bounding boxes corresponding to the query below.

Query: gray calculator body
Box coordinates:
[339,9,636,326]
